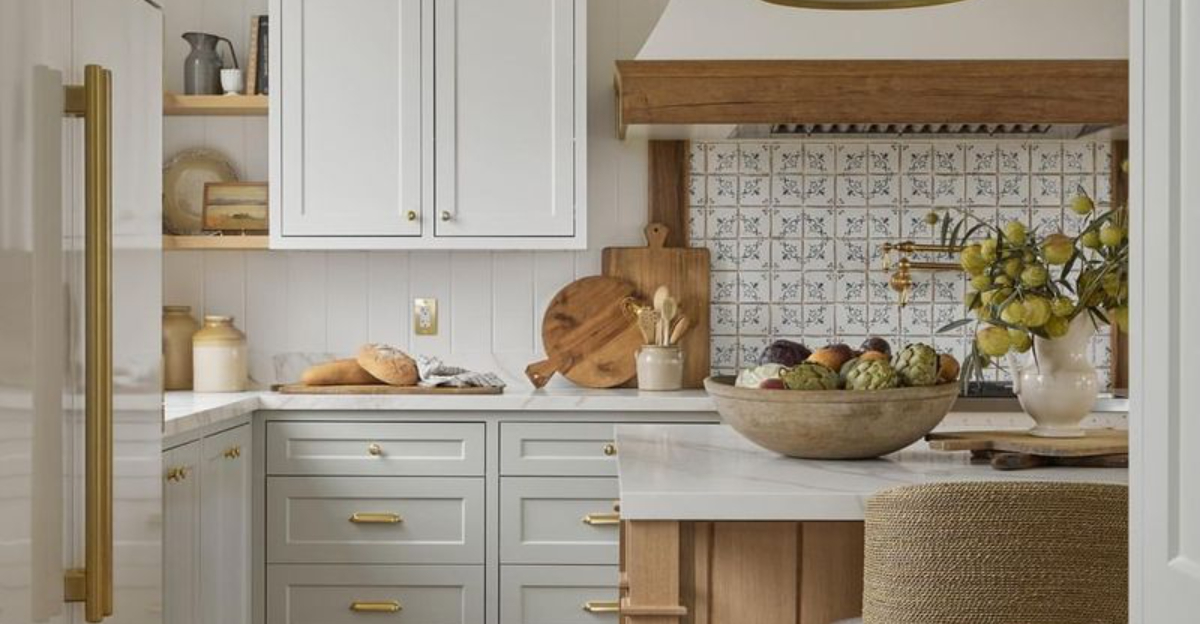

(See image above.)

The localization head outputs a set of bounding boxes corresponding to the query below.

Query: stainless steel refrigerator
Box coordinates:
[1,0,163,622]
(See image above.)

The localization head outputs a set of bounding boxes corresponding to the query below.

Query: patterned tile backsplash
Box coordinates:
[690,139,1114,387]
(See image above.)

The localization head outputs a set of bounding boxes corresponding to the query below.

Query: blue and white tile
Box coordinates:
[711,272,739,303]
[933,271,965,303]
[707,143,739,174]
[739,207,771,238]
[997,206,1030,228]
[836,239,869,271]
[836,143,869,174]
[904,304,934,335]
[837,304,869,335]
[1032,207,1063,233]
[739,143,771,174]
[868,274,894,301]
[966,175,998,206]
[772,174,805,206]
[707,208,738,239]
[803,207,835,238]
[712,304,739,335]
[907,272,933,303]
[901,144,934,173]
[836,175,868,206]
[801,238,834,270]
[804,271,835,303]
[689,175,707,207]
[867,175,898,206]
[933,143,965,174]
[771,272,804,303]
[771,239,805,271]
[868,208,901,239]
[966,143,998,173]
[771,208,804,239]
[867,303,901,335]
[803,175,834,206]
[1062,142,1094,173]
[771,304,805,336]
[738,304,770,335]
[1063,175,1093,204]
[1096,142,1113,173]
[707,239,738,271]
[868,144,900,174]
[837,271,868,303]
[739,176,770,206]
[690,143,707,174]
[738,270,771,303]
[836,208,869,238]
[772,144,803,174]
[688,206,708,241]
[901,174,934,207]
[711,336,739,371]
[804,144,835,174]
[933,304,968,335]
[998,143,1029,173]
[738,239,771,271]
[1062,211,1089,236]
[1095,173,1112,205]
[901,207,937,238]
[738,336,771,368]
[1031,142,1063,173]
[708,175,739,206]
[802,305,834,337]
[932,175,965,207]
[1031,175,1062,206]
[997,174,1030,206]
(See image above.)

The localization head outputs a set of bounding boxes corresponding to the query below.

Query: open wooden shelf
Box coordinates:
[164,93,267,116]
[163,235,269,250]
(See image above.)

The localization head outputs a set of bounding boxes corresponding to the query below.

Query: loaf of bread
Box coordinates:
[300,358,381,386]
[356,343,419,386]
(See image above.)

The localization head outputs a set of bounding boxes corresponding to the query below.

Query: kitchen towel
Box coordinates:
[416,355,506,388]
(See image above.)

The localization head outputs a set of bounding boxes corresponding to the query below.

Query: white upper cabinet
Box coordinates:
[271,0,431,247]
[271,0,586,249]
[434,0,585,244]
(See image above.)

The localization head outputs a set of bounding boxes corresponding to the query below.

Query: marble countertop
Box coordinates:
[615,423,1128,522]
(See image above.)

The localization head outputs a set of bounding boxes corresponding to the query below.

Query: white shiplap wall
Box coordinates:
[162,0,670,385]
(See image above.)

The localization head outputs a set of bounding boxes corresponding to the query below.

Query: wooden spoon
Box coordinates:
[659,296,678,346]
[669,316,691,346]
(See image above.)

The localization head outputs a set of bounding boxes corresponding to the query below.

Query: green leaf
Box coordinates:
[949,220,965,249]
[1060,249,1080,281]
[936,318,975,334]
[939,214,952,247]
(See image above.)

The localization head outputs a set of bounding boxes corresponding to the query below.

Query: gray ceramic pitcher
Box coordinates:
[182,32,238,95]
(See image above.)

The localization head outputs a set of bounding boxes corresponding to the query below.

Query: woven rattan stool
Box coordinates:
[837,481,1127,624]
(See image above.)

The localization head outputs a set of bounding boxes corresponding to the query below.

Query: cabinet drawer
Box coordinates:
[500,423,618,476]
[267,564,483,624]
[268,477,484,564]
[267,422,484,476]
[500,566,619,624]
[500,477,619,564]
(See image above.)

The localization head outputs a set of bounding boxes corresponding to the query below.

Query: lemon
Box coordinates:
[1003,257,1024,279]
[923,211,940,226]
[970,274,993,291]
[1070,194,1095,215]
[1024,296,1052,328]
[1044,315,1070,338]
[1021,264,1049,288]
[1051,297,1075,317]
[980,238,998,262]
[1042,234,1075,265]
[1081,230,1102,250]
[1009,328,1032,353]
[1001,301,1027,325]
[960,244,988,273]
[994,274,1013,288]
[1100,224,1126,248]
[1004,221,1027,246]
[976,326,1012,357]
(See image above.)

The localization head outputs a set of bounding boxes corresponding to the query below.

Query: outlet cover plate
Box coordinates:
[414,298,438,335]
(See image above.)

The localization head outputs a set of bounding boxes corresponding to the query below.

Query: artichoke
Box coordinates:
[845,359,900,391]
[780,362,840,391]
[893,343,939,387]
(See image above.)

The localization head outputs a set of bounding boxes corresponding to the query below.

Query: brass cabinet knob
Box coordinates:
[440,211,452,222]
[602,443,617,456]
[165,466,188,482]
[406,210,417,221]
[367,443,383,457]
[222,446,241,459]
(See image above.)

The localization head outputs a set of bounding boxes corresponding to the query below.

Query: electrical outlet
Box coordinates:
[414,298,438,336]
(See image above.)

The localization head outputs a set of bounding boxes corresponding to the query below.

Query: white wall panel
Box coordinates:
[367,252,411,350]
[325,252,370,355]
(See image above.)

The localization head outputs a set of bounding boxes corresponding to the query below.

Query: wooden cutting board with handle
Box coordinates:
[602,223,710,388]
[526,275,644,389]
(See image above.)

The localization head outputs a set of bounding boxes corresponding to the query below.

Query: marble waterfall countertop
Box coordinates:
[614,424,1128,522]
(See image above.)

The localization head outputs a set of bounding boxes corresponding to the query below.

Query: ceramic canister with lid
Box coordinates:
[192,315,247,392]
[163,306,200,390]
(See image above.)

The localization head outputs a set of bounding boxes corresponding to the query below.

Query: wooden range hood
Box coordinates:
[615,60,1128,139]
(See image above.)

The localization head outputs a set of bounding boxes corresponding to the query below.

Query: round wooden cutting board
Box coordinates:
[526,275,643,388]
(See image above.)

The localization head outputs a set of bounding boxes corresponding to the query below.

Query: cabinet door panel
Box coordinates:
[500,477,619,564]
[266,421,485,476]
[434,0,583,238]
[277,0,426,237]
[267,565,484,624]
[163,442,201,624]
[500,422,618,476]
[199,425,252,624]
[500,566,619,624]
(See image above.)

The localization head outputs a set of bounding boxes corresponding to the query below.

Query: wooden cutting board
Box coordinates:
[526,275,644,389]
[926,429,1128,457]
[602,223,710,388]
[276,384,503,395]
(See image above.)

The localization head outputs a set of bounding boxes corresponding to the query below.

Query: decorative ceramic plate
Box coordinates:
[163,148,239,234]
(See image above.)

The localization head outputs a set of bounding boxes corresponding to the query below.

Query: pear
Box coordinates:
[1042,234,1075,265]
[1044,315,1070,338]
[1023,296,1052,328]
[976,326,1012,357]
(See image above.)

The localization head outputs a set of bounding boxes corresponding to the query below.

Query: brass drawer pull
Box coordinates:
[602,443,617,456]
[165,466,189,482]
[349,512,403,524]
[582,600,620,614]
[349,601,402,613]
[582,512,620,526]
[368,443,383,457]
[223,446,241,459]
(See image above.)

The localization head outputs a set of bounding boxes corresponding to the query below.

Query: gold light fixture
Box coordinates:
[761,0,968,10]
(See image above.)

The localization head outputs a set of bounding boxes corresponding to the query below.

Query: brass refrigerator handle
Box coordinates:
[63,64,114,623]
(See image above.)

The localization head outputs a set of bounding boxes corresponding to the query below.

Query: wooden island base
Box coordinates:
[620,521,865,624]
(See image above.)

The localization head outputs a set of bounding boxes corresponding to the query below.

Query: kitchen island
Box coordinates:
[614,424,1128,624]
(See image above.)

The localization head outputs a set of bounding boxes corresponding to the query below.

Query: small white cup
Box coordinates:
[220,68,244,96]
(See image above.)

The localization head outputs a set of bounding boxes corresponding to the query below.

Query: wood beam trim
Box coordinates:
[617,60,1128,127]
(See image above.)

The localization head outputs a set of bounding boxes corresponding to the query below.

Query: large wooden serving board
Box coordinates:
[926,429,1128,457]
[602,223,710,388]
[276,384,503,395]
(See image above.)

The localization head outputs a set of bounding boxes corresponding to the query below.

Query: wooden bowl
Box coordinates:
[704,376,959,460]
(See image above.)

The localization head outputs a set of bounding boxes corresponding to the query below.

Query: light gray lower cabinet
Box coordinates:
[500,477,620,565]
[268,564,484,624]
[267,421,485,476]
[500,423,618,476]
[267,476,484,564]
[499,566,620,624]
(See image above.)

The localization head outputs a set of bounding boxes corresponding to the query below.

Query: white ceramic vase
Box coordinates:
[1009,314,1099,438]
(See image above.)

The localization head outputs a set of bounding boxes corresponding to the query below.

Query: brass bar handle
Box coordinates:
[349,601,402,613]
[582,512,621,526]
[582,600,620,614]
[349,512,404,524]
[62,64,114,623]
